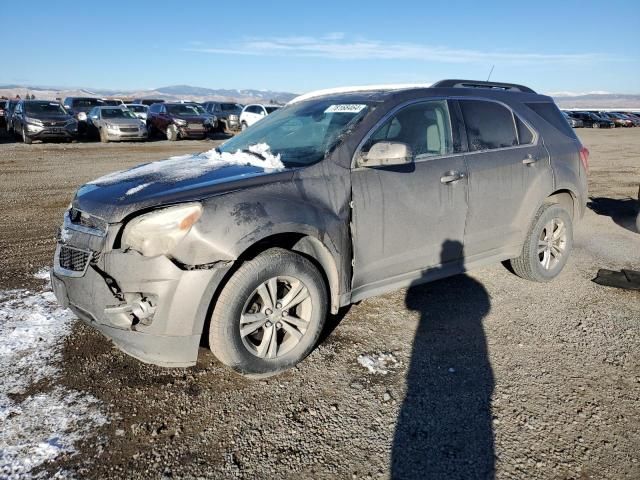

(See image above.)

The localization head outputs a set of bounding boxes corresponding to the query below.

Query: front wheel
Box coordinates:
[99,128,109,143]
[22,126,32,144]
[241,122,248,131]
[509,204,573,282]
[209,248,328,377]
[166,124,178,141]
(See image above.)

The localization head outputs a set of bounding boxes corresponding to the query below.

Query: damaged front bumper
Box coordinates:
[51,244,231,367]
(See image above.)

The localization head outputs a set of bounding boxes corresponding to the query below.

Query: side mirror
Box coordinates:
[358,141,414,168]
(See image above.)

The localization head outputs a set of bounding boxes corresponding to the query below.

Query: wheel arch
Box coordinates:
[545,189,578,220]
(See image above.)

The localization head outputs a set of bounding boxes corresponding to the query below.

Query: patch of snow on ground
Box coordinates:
[357,352,399,375]
[89,143,285,186]
[0,270,107,479]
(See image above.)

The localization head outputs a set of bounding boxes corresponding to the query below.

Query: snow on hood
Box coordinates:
[89,143,285,187]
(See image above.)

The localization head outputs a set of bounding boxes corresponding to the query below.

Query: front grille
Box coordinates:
[187,123,204,130]
[43,121,67,127]
[120,127,138,133]
[69,208,107,234]
[59,245,91,273]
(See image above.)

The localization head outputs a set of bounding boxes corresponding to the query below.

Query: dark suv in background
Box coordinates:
[147,102,212,140]
[568,111,614,128]
[63,97,105,134]
[52,79,588,377]
[201,101,242,132]
[12,100,78,143]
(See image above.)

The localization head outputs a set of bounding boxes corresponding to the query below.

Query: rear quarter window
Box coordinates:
[525,102,576,138]
[459,100,518,151]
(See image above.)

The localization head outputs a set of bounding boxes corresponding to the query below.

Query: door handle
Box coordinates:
[522,155,537,166]
[440,171,465,184]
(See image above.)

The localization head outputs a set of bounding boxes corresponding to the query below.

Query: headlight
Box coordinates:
[122,203,203,257]
[229,114,238,121]
[77,112,87,121]
[106,123,119,131]
[174,118,187,126]
[25,117,43,126]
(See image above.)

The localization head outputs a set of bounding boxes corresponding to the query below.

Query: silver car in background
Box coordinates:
[125,104,149,122]
[87,106,148,142]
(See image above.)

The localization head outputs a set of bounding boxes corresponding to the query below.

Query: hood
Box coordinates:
[72,145,290,222]
[172,114,209,122]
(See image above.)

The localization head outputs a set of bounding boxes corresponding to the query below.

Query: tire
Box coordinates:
[22,126,32,144]
[592,122,600,129]
[166,124,178,141]
[509,203,573,282]
[209,248,328,377]
[99,128,109,143]
[146,122,155,138]
[241,122,247,131]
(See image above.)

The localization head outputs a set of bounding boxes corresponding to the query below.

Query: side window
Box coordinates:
[525,102,576,138]
[460,100,518,151]
[365,100,453,158]
[515,116,534,145]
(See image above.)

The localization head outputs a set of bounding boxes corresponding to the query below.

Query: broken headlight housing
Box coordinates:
[122,203,203,257]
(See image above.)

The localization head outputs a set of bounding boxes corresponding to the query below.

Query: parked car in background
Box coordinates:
[101,99,125,106]
[613,112,640,127]
[4,99,20,133]
[146,102,212,140]
[132,98,165,106]
[11,100,78,144]
[63,97,105,133]
[0,100,7,129]
[125,104,149,122]
[51,79,588,376]
[239,104,281,130]
[87,106,147,143]
[595,112,633,128]
[562,111,583,128]
[202,101,242,131]
[568,111,614,128]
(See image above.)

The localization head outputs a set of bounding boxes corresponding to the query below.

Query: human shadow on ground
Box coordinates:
[392,240,495,479]
[588,196,639,234]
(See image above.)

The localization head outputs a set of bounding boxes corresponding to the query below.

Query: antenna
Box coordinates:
[486,65,495,82]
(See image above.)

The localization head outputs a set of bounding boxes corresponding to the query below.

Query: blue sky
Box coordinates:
[2,0,639,94]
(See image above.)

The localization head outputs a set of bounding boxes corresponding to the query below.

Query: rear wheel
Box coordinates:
[209,248,328,377]
[509,204,573,282]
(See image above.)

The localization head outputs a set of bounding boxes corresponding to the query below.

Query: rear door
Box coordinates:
[458,99,552,258]
[350,99,469,298]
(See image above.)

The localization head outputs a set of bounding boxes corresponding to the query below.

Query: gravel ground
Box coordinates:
[0,129,638,479]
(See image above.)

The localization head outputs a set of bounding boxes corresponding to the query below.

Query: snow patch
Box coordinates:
[357,352,399,375]
[125,182,151,196]
[0,269,107,478]
[89,143,285,186]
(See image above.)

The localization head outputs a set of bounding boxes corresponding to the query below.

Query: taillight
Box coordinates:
[579,146,589,173]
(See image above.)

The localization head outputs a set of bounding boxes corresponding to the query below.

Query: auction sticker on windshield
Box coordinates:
[324,104,367,113]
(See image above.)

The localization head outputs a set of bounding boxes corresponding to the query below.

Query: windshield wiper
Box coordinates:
[241,148,266,161]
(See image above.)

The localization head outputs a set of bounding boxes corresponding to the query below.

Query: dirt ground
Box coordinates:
[1,129,639,479]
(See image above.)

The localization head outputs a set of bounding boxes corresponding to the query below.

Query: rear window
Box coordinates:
[220,103,239,111]
[525,102,576,138]
[459,100,518,151]
[72,98,102,108]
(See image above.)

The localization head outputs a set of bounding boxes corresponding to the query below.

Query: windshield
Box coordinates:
[167,104,205,116]
[72,98,103,108]
[25,101,67,115]
[221,103,240,111]
[102,100,122,106]
[102,108,137,119]
[219,100,373,167]
[126,105,147,113]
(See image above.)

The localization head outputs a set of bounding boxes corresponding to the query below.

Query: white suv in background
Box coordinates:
[239,104,281,130]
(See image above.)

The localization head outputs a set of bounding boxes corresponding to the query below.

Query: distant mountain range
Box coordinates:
[1,84,639,108]
[0,84,298,104]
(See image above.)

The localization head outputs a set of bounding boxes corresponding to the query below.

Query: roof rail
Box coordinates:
[431,79,536,94]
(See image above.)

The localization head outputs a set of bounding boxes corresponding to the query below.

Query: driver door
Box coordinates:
[350,99,469,299]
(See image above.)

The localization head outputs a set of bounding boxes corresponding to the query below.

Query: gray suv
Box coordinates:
[51,79,588,377]
[201,101,242,131]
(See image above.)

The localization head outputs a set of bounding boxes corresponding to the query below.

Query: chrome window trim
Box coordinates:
[351,95,540,169]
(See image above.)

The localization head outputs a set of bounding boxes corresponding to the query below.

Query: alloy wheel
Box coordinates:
[240,276,312,359]
[538,218,567,270]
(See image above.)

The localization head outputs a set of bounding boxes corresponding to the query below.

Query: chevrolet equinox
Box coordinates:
[51,80,589,377]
